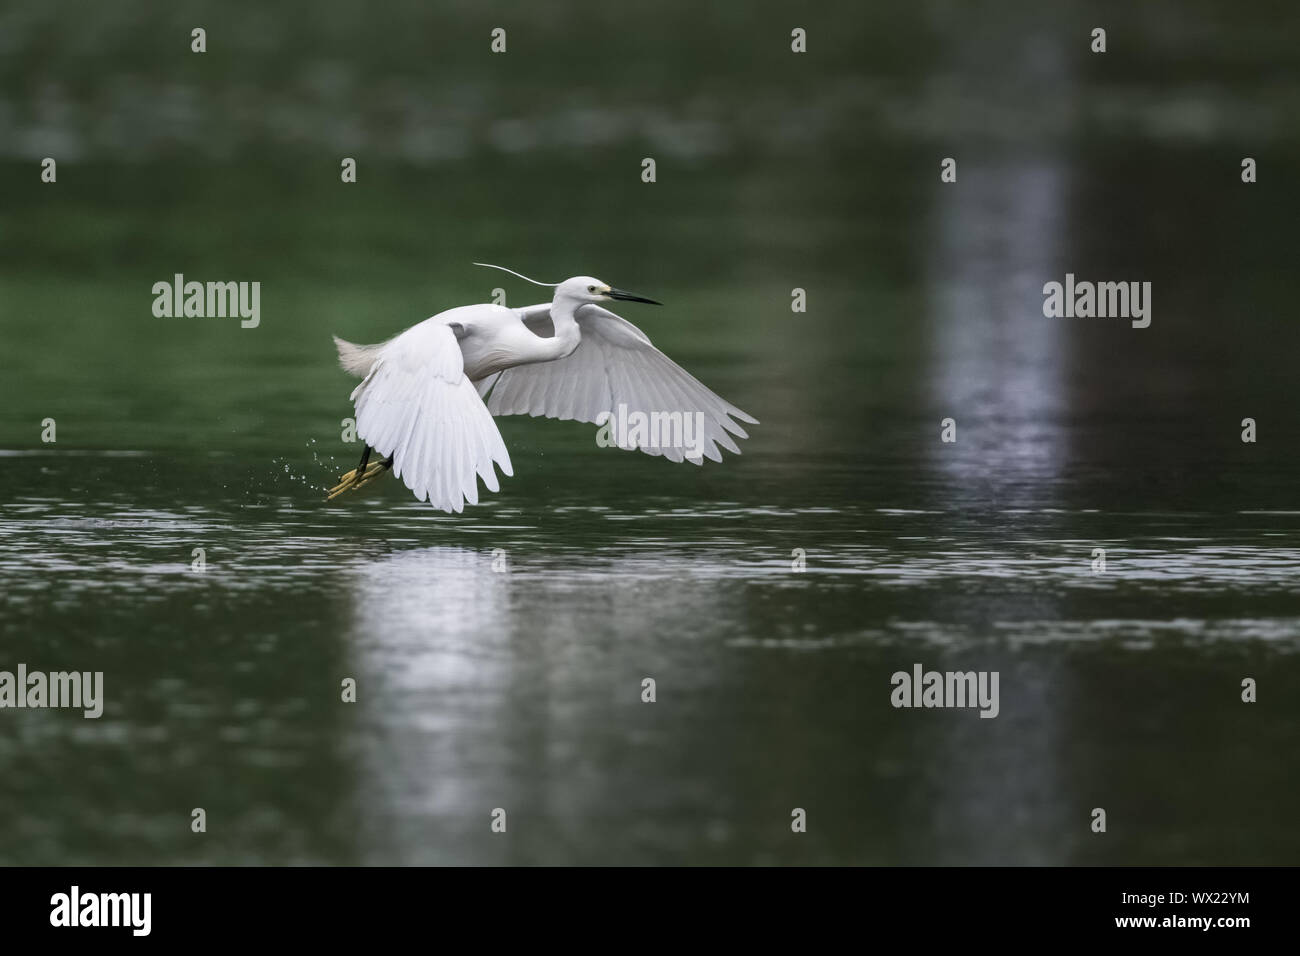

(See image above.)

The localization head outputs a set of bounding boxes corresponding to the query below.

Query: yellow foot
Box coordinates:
[325,460,389,501]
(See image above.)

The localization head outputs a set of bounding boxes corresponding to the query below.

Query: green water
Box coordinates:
[2,0,1299,865]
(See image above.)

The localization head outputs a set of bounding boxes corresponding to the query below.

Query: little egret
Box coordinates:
[326,264,758,512]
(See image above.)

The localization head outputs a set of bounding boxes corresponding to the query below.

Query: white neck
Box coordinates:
[539,295,582,361]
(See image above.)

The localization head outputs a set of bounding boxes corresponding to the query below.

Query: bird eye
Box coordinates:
[588,285,597,293]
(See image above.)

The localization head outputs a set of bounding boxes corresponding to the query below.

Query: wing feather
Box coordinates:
[485,304,756,462]
[350,321,512,512]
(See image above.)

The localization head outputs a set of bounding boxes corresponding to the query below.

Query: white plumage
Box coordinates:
[478,303,755,464]
[346,321,513,512]
[330,269,757,512]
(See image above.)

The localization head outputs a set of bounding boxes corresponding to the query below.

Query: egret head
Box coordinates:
[472,263,660,306]
[558,276,662,306]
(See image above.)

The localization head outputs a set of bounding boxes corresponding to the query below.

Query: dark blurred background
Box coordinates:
[0,1,1298,865]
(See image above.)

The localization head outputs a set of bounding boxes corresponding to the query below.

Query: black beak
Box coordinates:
[605,287,662,306]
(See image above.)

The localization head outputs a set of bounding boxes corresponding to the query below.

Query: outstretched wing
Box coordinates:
[479,304,757,464]
[352,320,513,512]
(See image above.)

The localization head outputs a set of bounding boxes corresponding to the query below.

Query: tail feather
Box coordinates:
[333,335,383,377]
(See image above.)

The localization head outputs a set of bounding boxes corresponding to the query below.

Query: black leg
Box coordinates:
[355,444,372,474]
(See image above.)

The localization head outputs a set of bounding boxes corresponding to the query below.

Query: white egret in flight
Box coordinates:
[326,264,758,511]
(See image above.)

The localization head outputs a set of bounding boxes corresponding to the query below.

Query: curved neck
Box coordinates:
[540,295,582,360]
